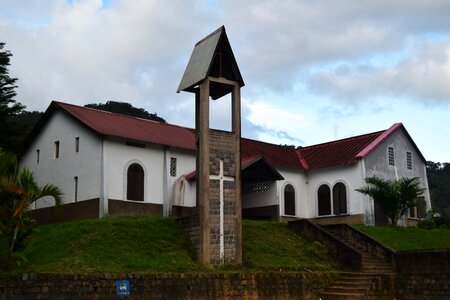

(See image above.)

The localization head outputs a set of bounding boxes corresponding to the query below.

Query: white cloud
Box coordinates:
[245,100,310,145]
[306,38,450,104]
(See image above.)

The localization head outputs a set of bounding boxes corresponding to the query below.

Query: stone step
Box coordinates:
[332,280,374,287]
[319,291,365,300]
[326,286,369,294]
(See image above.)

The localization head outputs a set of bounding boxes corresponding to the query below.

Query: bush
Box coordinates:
[417,219,436,229]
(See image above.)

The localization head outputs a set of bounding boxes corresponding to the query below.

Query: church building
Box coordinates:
[20,27,431,228]
[20,101,430,226]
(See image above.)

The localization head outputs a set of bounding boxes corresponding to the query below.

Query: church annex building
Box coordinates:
[20,101,430,226]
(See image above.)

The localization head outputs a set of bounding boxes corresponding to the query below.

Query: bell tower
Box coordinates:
[177,26,244,266]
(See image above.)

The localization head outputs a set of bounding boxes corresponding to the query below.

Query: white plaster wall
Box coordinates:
[242,182,277,209]
[20,111,102,208]
[104,138,165,204]
[167,148,196,207]
[364,129,431,210]
[306,163,365,219]
[277,169,308,218]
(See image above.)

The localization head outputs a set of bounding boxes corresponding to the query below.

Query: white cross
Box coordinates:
[209,159,235,262]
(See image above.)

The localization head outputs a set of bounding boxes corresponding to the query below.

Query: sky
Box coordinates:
[1,0,449,162]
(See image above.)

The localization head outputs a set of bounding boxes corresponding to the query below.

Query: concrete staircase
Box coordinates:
[319,227,397,299]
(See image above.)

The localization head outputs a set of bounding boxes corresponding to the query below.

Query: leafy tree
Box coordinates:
[427,161,450,214]
[356,176,425,227]
[85,101,166,123]
[0,43,25,153]
[0,149,63,269]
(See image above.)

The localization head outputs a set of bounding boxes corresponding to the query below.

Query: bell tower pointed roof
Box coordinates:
[177,26,245,99]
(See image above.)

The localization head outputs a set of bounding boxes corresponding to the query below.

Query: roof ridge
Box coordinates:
[55,101,163,123]
[54,101,195,132]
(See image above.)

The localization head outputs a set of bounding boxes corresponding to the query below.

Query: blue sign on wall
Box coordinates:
[115,280,131,296]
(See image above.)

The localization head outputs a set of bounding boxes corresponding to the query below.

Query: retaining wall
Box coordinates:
[288,219,362,271]
[320,223,450,299]
[0,272,337,300]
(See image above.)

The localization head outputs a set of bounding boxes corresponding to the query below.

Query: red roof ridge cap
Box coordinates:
[295,148,310,169]
[355,123,403,158]
[302,129,385,150]
[54,101,197,132]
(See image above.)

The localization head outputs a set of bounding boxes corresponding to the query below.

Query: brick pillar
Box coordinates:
[197,78,242,266]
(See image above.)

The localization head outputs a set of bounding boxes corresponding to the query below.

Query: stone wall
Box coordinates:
[30,198,99,226]
[243,205,279,220]
[178,214,201,257]
[321,224,450,299]
[108,199,163,217]
[207,130,240,265]
[0,272,337,300]
[396,250,450,299]
[288,219,362,270]
[322,223,396,267]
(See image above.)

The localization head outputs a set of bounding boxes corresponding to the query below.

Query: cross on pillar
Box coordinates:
[209,159,234,263]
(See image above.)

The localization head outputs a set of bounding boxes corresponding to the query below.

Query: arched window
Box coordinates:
[284,184,295,216]
[127,163,144,201]
[333,182,347,215]
[318,184,331,216]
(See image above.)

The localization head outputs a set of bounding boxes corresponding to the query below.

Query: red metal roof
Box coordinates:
[241,138,304,170]
[54,102,196,151]
[298,131,384,169]
[45,102,419,171]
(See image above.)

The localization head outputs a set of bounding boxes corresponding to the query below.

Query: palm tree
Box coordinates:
[356,176,425,227]
[0,149,63,266]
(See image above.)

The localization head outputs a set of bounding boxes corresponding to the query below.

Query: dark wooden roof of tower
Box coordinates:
[177,26,245,99]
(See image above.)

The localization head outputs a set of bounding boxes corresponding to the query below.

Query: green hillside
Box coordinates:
[353,225,450,251]
[4,216,338,274]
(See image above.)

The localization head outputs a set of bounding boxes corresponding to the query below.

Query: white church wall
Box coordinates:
[364,129,431,210]
[104,138,165,204]
[20,111,102,208]
[242,181,277,209]
[167,148,196,207]
[306,163,365,219]
[277,169,308,218]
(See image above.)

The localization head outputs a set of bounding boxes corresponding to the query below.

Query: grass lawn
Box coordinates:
[353,225,450,251]
[2,216,339,274]
[17,216,204,274]
[242,220,339,271]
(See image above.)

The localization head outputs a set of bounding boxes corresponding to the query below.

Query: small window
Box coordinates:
[388,147,394,166]
[406,152,412,170]
[75,137,80,153]
[54,141,60,159]
[36,149,40,164]
[170,157,177,177]
[74,176,78,202]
